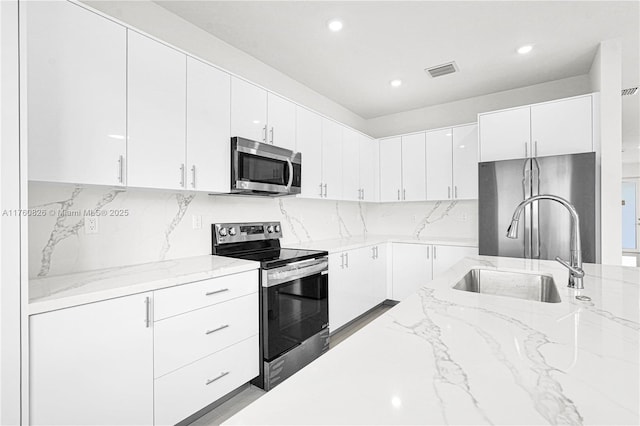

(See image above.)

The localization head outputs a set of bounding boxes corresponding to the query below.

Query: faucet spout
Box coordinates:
[505,194,584,289]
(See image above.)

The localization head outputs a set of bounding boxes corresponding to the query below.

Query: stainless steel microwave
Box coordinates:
[231,137,301,196]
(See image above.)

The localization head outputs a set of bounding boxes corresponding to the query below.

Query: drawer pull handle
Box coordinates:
[205,288,229,296]
[205,324,229,335]
[206,371,229,386]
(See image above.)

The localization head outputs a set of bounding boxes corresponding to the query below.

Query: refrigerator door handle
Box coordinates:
[531,159,541,258]
[522,159,532,258]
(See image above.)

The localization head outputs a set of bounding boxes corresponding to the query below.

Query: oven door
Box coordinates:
[262,257,329,362]
[232,137,301,195]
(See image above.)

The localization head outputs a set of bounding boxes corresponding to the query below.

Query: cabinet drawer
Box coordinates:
[154,293,258,378]
[154,335,259,426]
[154,270,258,320]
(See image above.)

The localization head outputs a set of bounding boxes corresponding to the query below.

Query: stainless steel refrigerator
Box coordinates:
[479,152,597,263]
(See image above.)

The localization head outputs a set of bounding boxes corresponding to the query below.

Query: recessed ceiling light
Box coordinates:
[328,20,343,32]
[390,79,402,88]
[517,45,534,55]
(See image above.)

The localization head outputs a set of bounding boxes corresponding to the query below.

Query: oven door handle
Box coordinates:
[285,158,294,191]
[264,257,328,287]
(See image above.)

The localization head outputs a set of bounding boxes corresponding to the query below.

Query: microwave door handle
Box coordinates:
[286,158,294,190]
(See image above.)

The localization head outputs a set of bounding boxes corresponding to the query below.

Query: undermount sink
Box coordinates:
[452,268,561,303]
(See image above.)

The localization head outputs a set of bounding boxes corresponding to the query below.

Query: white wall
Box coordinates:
[590,39,623,265]
[623,162,640,178]
[366,75,592,138]
[81,0,368,134]
[1,0,23,423]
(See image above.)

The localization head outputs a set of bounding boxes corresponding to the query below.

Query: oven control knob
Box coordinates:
[228,227,237,236]
[275,225,281,233]
[218,227,228,237]
[267,225,274,233]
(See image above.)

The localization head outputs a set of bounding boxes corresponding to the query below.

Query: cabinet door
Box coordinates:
[391,243,432,301]
[531,96,593,157]
[341,127,361,201]
[452,124,479,199]
[267,93,296,150]
[30,294,153,425]
[26,1,127,186]
[359,136,378,202]
[432,245,478,279]
[425,129,453,201]
[296,107,323,199]
[321,118,343,200]
[128,31,186,190]
[231,77,268,142]
[186,57,231,192]
[328,252,350,331]
[379,137,403,202]
[479,106,530,162]
[401,133,427,201]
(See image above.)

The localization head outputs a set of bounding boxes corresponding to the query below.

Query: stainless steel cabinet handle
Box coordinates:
[206,371,229,386]
[397,189,400,201]
[262,125,267,142]
[180,164,185,187]
[319,183,323,197]
[525,142,528,158]
[191,165,196,188]
[454,186,458,199]
[374,246,378,259]
[534,141,538,157]
[340,253,345,268]
[345,252,349,268]
[371,247,376,259]
[433,246,437,260]
[117,155,124,183]
[426,246,430,260]
[323,184,328,198]
[270,127,274,144]
[144,297,151,328]
[448,186,451,199]
[403,189,406,200]
[205,288,229,296]
[362,188,365,200]
[205,324,230,335]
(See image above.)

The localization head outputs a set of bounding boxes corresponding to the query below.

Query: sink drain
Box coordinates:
[575,295,592,302]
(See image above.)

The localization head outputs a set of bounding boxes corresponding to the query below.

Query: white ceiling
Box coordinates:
[154,0,639,156]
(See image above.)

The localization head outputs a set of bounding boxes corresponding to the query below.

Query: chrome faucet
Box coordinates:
[506,194,585,289]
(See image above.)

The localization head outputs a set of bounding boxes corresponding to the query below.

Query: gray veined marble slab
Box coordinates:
[29,255,259,315]
[224,256,639,425]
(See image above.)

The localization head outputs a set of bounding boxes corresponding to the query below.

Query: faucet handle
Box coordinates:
[555,256,585,278]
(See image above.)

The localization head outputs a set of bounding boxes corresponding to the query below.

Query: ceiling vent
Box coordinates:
[425,61,458,78]
[622,87,638,96]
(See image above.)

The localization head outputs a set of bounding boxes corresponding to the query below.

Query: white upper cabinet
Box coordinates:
[479,106,530,162]
[425,128,453,201]
[379,137,403,202]
[342,127,361,201]
[452,124,479,199]
[186,57,231,193]
[296,106,323,199]
[127,31,187,190]
[531,96,592,157]
[359,135,378,202]
[231,77,268,142]
[479,94,596,162]
[401,133,427,201]
[267,93,296,150]
[26,1,127,186]
[321,118,343,200]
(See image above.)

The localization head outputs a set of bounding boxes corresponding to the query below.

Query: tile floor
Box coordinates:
[187,304,393,426]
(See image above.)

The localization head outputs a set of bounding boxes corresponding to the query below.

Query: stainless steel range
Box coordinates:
[212,221,329,391]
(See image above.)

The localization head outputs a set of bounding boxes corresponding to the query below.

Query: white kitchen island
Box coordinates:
[224,256,639,425]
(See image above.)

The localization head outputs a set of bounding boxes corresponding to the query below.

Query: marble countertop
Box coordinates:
[29,255,259,315]
[225,256,639,425]
[288,234,478,253]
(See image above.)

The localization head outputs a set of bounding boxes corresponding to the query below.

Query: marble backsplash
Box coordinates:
[28,182,478,278]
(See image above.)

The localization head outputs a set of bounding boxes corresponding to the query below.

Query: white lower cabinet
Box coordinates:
[391,243,478,301]
[30,293,154,426]
[154,335,259,426]
[329,244,387,332]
